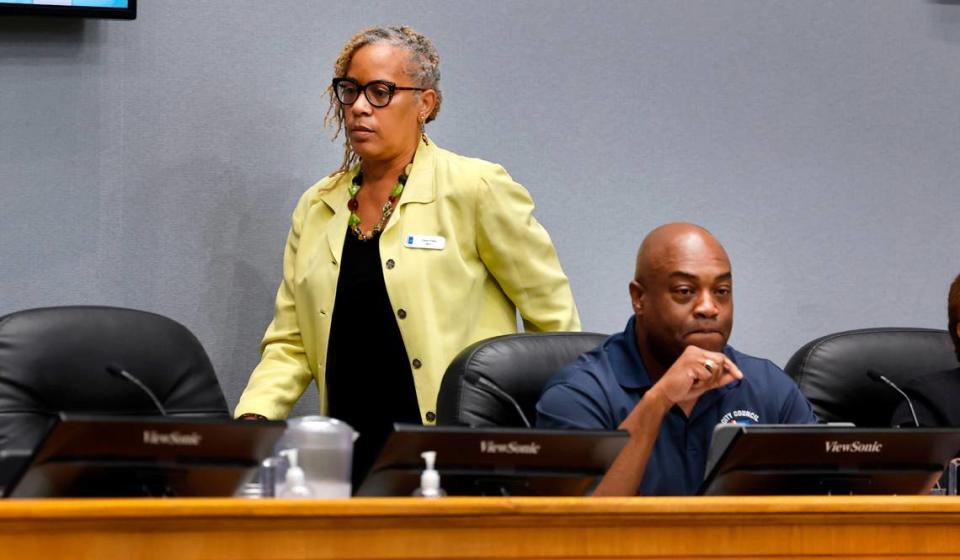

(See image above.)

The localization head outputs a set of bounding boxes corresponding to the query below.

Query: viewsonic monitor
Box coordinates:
[356,424,628,497]
[698,424,960,496]
[0,0,136,20]
[4,414,285,498]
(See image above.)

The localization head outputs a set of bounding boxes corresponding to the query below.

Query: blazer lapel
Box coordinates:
[382,137,437,235]
[318,172,351,264]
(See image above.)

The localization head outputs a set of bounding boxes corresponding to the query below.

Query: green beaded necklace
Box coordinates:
[347,165,410,241]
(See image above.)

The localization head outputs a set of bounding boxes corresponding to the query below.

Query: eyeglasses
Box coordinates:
[332,77,426,108]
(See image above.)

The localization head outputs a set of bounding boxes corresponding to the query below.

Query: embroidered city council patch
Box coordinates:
[720,409,760,424]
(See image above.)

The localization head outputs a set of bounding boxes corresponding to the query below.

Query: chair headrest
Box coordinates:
[784,327,957,425]
[0,306,229,450]
[437,332,607,427]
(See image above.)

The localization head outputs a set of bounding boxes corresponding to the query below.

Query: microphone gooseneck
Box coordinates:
[106,363,168,416]
[866,369,946,493]
[866,369,919,428]
[463,372,532,428]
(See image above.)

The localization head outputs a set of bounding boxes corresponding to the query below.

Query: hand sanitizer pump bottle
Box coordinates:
[412,450,446,498]
[278,449,313,498]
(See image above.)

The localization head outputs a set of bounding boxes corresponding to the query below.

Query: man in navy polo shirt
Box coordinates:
[536,223,817,496]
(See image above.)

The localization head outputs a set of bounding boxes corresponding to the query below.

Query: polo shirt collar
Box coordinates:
[611,316,653,390]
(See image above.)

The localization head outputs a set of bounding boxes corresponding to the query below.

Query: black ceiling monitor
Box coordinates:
[698,424,960,496]
[355,424,628,497]
[4,414,285,498]
[0,0,136,20]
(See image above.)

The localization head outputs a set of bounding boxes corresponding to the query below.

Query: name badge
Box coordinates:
[404,234,446,250]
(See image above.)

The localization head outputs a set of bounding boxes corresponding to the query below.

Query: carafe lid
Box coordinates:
[281,415,357,448]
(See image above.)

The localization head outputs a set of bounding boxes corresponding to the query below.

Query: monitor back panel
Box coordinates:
[699,426,960,495]
[356,425,627,497]
[7,415,285,498]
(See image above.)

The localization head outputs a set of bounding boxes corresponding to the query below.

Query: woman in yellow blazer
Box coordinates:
[235,25,579,483]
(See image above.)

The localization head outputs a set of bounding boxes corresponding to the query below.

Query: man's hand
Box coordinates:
[647,345,744,409]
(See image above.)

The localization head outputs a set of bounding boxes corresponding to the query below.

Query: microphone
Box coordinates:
[463,372,531,428]
[866,369,946,493]
[866,369,918,428]
[106,363,168,416]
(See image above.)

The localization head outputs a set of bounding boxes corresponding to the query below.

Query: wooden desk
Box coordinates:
[1,496,958,559]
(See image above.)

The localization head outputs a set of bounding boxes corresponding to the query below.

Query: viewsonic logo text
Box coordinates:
[143,430,202,447]
[480,440,541,455]
[824,440,882,453]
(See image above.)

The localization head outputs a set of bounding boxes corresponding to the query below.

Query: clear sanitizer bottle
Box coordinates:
[278,449,313,498]
[412,450,446,498]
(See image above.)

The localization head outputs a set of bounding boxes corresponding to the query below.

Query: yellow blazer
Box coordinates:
[235,138,580,423]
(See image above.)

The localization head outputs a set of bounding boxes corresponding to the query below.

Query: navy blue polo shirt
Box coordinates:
[536,316,817,496]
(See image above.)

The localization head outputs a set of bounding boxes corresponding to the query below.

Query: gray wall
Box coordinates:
[2,1,959,416]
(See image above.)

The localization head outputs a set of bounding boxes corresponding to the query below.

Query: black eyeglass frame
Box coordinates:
[332,78,427,108]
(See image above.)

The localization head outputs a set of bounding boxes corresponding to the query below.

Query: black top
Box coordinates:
[326,230,422,489]
[891,366,960,427]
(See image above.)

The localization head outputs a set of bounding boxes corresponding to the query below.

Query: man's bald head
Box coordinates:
[629,223,734,370]
[634,223,730,284]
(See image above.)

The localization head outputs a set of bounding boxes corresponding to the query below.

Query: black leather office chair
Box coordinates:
[0,306,230,458]
[785,327,957,426]
[436,332,607,427]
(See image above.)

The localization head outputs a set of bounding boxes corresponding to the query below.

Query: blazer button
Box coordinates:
[385,259,395,269]
[425,411,436,422]
[397,308,407,319]
[412,358,422,369]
